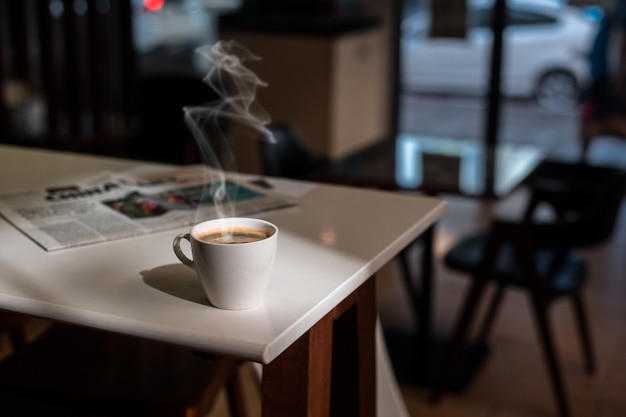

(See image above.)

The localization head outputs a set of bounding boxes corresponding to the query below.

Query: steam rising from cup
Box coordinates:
[183,40,274,219]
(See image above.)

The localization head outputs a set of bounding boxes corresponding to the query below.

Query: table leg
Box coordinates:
[386,222,490,391]
[396,224,435,379]
[417,225,434,378]
[261,278,376,417]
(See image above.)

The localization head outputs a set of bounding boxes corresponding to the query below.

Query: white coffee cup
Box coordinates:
[172,217,278,310]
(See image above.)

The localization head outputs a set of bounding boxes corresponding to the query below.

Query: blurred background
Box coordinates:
[2,0,622,167]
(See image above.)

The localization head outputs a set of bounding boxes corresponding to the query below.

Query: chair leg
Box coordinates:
[429,272,490,402]
[188,355,249,417]
[571,292,595,374]
[475,282,507,346]
[505,221,571,417]
[226,366,250,417]
[527,293,571,417]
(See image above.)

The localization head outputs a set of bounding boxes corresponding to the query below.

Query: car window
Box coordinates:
[469,7,557,30]
[508,9,557,26]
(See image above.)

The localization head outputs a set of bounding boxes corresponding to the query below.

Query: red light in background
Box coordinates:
[144,0,164,12]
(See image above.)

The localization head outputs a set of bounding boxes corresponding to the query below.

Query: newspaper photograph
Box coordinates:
[0,165,296,251]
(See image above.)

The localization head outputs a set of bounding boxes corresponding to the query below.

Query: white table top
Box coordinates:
[0,145,446,364]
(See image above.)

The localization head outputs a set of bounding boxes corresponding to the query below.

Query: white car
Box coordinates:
[401,0,600,111]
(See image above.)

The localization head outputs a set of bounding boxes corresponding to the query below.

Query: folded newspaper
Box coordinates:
[0,165,297,251]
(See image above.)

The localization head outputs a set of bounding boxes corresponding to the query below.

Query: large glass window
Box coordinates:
[399,0,626,165]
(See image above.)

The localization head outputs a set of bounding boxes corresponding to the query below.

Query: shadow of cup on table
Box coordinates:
[141,263,210,306]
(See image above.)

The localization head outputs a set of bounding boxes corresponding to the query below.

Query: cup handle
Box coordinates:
[173,233,194,268]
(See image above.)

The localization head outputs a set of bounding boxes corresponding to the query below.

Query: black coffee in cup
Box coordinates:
[198,227,271,244]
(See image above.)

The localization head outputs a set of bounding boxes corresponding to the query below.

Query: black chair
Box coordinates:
[431,161,626,417]
[259,122,329,180]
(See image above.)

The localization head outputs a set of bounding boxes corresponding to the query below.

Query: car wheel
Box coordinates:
[535,70,579,112]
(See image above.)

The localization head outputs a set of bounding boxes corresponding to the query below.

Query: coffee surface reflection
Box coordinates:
[198,227,271,244]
